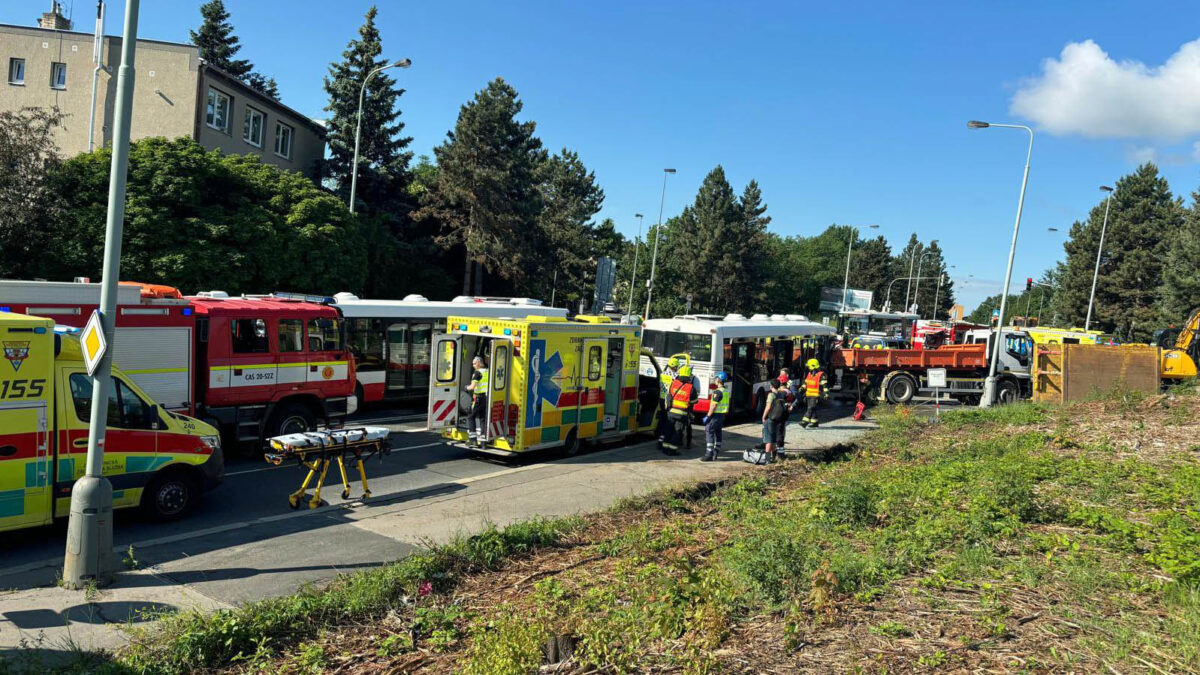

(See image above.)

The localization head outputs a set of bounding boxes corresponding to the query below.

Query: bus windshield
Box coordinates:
[642,329,713,362]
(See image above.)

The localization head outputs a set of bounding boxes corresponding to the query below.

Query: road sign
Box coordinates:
[927,368,947,388]
[81,310,107,376]
[991,308,1001,318]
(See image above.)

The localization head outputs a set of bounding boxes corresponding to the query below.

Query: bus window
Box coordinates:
[231,318,269,353]
[387,323,410,392]
[435,339,457,383]
[664,332,712,362]
[347,318,385,371]
[641,329,666,356]
[307,318,342,352]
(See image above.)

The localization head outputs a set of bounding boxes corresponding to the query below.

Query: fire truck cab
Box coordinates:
[190,292,356,444]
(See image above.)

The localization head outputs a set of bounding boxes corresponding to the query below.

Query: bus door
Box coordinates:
[428,335,462,430]
[727,340,755,412]
[386,322,409,396]
[409,323,433,392]
[487,341,511,441]
[602,338,623,431]
[581,338,608,436]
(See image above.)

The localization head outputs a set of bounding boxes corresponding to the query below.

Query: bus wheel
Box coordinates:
[141,470,198,521]
[996,379,1019,405]
[269,402,315,438]
[562,428,580,457]
[885,374,917,405]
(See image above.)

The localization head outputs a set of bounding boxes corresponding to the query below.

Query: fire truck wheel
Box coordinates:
[561,428,580,457]
[142,470,198,521]
[269,402,316,437]
[884,374,917,405]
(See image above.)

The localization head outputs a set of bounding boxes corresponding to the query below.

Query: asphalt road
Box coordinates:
[0,403,517,579]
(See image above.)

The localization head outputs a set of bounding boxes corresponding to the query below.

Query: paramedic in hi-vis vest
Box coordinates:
[664,364,698,454]
[800,358,828,428]
[656,356,680,449]
[702,370,731,461]
[466,356,489,445]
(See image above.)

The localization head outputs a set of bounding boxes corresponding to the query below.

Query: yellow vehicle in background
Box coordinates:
[1021,326,1104,345]
[428,315,662,456]
[1156,308,1199,381]
[1,312,223,532]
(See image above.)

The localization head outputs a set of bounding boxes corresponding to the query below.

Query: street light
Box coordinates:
[841,224,879,313]
[883,275,937,312]
[349,58,411,214]
[933,265,954,319]
[968,119,1034,407]
[626,213,645,314]
[644,168,676,319]
[912,244,937,315]
[1085,185,1114,331]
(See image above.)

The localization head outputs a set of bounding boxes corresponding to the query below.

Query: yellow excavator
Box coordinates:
[1155,308,1200,381]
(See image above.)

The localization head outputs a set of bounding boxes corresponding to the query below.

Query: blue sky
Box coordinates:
[8,1,1200,311]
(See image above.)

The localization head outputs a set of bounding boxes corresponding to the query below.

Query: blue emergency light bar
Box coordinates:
[0,306,9,312]
[182,307,193,316]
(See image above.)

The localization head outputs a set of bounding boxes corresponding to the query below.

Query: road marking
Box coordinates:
[224,441,448,476]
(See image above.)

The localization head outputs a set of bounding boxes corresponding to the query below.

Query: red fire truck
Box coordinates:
[0,280,355,446]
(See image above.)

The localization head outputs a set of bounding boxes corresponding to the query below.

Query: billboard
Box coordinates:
[819,287,873,313]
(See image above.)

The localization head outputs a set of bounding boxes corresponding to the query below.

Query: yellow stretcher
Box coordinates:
[264,427,392,509]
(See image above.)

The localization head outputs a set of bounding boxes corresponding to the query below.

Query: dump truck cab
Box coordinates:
[0,313,221,531]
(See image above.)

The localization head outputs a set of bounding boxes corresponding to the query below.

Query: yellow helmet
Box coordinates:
[806,358,820,370]
[678,365,693,377]
[667,356,680,369]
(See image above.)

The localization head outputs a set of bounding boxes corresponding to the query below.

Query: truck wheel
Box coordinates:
[561,428,580,457]
[268,402,316,438]
[141,470,198,521]
[996,379,1019,405]
[885,374,917,404]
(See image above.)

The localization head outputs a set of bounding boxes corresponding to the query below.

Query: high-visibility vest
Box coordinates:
[710,384,731,414]
[805,370,825,398]
[659,370,674,395]
[474,367,489,396]
[669,378,694,413]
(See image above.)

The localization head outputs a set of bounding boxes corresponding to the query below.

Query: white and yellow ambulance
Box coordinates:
[428,315,662,456]
[0,312,223,532]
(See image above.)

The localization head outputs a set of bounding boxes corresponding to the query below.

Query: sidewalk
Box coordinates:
[0,410,873,657]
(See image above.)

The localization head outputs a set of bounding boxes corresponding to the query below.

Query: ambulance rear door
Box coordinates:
[428,334,462,430]
[580,338,608,438]
[0,320,53,531]
[486,340,512,442]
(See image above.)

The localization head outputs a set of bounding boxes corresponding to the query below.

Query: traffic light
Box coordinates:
[1026,277,1033,291]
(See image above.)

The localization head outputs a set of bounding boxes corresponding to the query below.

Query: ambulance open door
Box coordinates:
[581,338,608,435]
[486,341,511,442]
[428,334,462,430]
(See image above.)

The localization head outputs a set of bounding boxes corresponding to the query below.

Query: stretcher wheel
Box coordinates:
[288,494,304,509]
[308,497,322,509]
[341,488,350,499]
[362,490,371,499]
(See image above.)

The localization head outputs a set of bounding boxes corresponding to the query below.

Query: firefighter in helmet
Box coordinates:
[800,358,828,428]
[702,370,731,461]
[656,355,681,450]
[665,364,698,454]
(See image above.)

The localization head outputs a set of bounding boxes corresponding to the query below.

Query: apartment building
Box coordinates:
[2,8,325,179]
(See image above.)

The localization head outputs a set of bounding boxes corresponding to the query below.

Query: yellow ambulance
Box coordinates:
[428,315,662,456]
[1,312,223,532]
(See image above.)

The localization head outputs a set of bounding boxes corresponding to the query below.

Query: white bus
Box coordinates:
[640,314,836,416]
[331,293,567,404]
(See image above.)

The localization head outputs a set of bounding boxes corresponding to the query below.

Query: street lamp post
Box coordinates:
[840,224,878,312]
[968,119,1034,407]
[883,275,937,312]
[626,213,644,315]
[644,168,676,319]
[933,269,950,320]
[349,58,411,214]
[63,0,140,589]
[911,246,937,315]
[1085,185,1114,331]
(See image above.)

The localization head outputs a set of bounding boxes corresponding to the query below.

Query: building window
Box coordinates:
[243,106,264,147]
[274,122,293,159]
[205,87,232,132]
[8,58,25,85]
[50,62,66,89]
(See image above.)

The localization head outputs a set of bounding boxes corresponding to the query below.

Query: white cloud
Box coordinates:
[1011,38,1200,139]
[1126,145,1159,164]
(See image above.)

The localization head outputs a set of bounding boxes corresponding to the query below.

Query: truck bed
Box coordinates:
[833,343,988,370]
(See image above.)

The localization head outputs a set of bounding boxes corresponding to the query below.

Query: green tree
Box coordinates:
[0,107,63,279]
[848,235,893,309]
[244,72,280,100]
[525,149,606,304]
[418,78,544,295]
[890,233,924,312]
[1054,163,1182,340]
[1160,184,1200,319]
[912,241,952,320]
[190,1,252,78]
[42,137,366,295]
[322,6,413,208]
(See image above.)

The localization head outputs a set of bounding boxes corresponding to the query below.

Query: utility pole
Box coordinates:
[643,168,675,319]
[63,0,140,589]
[626,213,644,315]
[1085,185,1114,331]
[87,1,106,152]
